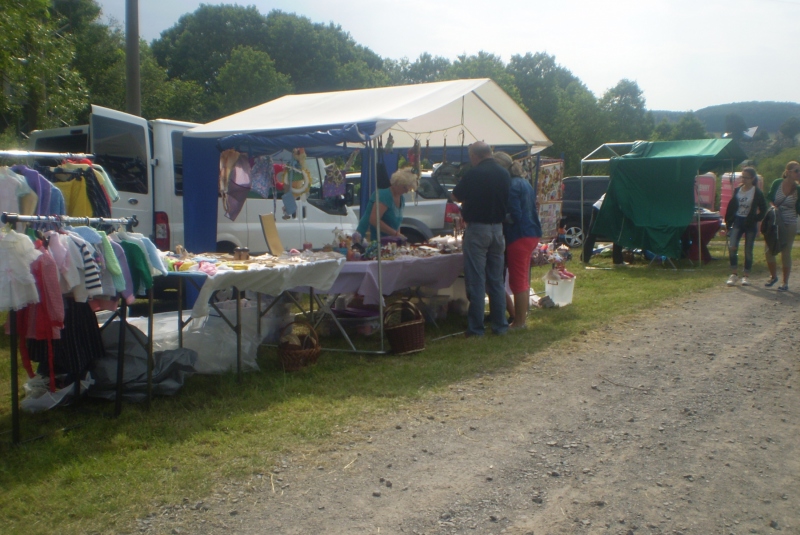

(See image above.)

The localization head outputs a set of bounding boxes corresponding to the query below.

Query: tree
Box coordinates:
[211,46,293,118]
[652,120,674,141]
[152,5,269,91]
[139,43,207,122]
[335,60,390,91]
[546,81,606,174]
[599,79,653,142]
[262,11,384,93]
[779,116,800,139]
[53,0,126,122]
[447,52,524,108]
[384,53,452,86]
[0,0,87,137]
[507,52,583,135]
[406,53,451,84]
[671,113,708,140]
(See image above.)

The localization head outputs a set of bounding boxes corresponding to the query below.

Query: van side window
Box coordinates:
[92,115,148,194]
[33,133,88,155]
[172,130,184,196]
[305,158,324,199]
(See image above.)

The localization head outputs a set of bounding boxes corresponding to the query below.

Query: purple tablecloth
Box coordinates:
[328,253,464,305]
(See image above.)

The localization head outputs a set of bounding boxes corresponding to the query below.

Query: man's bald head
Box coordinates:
[468,141,492,165]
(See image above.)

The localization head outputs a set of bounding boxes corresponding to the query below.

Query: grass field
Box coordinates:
[0,238,793,535]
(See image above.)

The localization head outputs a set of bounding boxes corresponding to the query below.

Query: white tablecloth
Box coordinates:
[327,253,464,305]
[190,257,346,318]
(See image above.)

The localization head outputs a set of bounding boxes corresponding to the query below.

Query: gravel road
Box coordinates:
[142,280,800,535]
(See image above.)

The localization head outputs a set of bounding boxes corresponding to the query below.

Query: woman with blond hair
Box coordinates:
[493,152,541,329]
[765,161,800,291]
[356,168,417,240]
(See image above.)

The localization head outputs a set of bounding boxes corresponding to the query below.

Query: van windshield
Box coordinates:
[92,115,148,194]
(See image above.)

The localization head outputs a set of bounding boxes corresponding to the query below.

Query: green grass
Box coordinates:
[0,238,794,534]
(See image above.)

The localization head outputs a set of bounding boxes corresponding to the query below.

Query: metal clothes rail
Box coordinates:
[1,213,138,232]
[0,150,94,161]
[2,212,138,444]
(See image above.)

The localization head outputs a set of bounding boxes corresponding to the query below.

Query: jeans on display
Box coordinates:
[462,223,508,336]
[727,219,757,274]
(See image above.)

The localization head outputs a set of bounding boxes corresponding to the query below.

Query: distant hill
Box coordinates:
[650,101,800,134]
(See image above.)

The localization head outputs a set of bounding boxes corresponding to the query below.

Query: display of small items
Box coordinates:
[320,227,461,261]
[543,244,576,282]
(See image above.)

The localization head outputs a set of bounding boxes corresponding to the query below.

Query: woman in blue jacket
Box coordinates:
[493,152,541,329]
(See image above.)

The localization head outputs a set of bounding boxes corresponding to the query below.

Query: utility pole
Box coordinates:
[125,0,141,116]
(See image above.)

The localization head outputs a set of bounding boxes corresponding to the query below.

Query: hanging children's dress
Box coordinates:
[0,229,41,312]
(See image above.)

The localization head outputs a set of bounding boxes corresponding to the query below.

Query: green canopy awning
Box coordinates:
[592,139,747,259]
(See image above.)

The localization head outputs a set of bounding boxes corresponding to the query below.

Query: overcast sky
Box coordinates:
[95,0,800,112]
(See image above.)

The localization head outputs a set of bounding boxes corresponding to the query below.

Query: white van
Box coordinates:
[28,105,358,254]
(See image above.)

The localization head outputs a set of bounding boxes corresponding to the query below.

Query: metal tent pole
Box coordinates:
[370,138,385,353]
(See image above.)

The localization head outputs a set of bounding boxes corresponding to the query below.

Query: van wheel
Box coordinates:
[402,229,425,244]
[217,241,236,254]
[565,226,584,248]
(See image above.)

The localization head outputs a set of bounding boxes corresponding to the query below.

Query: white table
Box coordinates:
[328,253,464,305]
[167,256,346,378]
[190,256,346,319]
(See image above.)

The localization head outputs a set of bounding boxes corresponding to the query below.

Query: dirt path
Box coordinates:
[143,281,800,535]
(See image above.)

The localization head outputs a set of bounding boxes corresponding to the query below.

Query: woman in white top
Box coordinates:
[765,161,800,291]
[723,167,766,287]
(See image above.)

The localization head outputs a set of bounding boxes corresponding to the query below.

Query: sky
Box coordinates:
[95,0,800,112]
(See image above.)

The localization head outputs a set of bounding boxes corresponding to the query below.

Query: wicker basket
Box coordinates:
[384,299,425,355]
[277,318,321,371]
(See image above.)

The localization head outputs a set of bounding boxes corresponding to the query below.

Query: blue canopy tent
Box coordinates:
[181,79,551,350]
[183,78,552,253]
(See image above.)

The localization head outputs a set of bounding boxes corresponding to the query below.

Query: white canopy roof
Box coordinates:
[186,78,552,153]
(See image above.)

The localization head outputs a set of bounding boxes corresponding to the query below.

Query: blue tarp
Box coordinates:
[359,150,399,216]
[183,130,370,257]
[183,137,221,255]
[217,124,371,153]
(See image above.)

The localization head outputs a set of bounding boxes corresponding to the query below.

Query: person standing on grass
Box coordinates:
[724,166,767,287]
[492,151,541,330]
[452,142,510,337]
[764,161,800,291]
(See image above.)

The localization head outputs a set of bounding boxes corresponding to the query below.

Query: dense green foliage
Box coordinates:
[1,1,797,173]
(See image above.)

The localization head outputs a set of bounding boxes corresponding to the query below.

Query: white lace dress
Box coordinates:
[0,229,41,311]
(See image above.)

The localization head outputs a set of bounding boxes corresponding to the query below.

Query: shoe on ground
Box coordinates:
[726,274,738,286]
[740,276,750,286]
[765,276,779,287]
[777,284,789,292]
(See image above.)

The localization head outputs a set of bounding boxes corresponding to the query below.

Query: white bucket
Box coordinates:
[545,277,575,306]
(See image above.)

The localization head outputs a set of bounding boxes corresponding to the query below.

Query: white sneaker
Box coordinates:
[741,276,750,286]
[726,274,738,286]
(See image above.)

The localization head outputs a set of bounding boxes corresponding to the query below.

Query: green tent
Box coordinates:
[591,139,747,259]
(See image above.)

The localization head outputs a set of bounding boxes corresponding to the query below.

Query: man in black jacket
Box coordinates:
[452,142,510,337]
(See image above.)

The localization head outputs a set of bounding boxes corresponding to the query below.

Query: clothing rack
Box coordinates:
[0,150,93,161]
[1,213,138,232]
[3,212,137,444]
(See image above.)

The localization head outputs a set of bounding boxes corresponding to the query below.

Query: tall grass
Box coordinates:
[0,239,792,534]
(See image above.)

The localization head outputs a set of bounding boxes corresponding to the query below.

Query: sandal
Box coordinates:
[777,284,789,292]
[765,277,779,287]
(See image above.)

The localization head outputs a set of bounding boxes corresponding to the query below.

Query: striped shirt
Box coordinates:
[775,188,798,226]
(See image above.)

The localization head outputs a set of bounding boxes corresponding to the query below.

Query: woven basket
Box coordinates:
[277,318,321,371]
[384,299,425,355]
